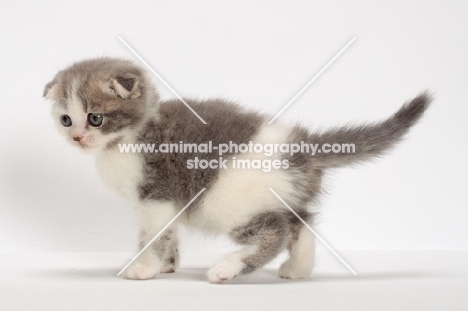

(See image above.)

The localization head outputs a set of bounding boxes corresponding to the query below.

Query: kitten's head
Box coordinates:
[44,57,156,154]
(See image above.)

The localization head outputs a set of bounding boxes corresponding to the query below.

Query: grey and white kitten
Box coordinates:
[44,57,430,282]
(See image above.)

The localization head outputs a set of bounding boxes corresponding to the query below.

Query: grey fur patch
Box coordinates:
[44,57,152,134]
[137,99,264,212]
[285,209,315,242]
[101,109,143,134]
[230,211,289,275]
[307,92,432,168]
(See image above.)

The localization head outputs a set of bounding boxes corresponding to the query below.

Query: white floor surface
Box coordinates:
[1,251,467,310]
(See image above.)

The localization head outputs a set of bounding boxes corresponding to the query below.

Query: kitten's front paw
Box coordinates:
[207,259,242,283]
[125,262,159,280]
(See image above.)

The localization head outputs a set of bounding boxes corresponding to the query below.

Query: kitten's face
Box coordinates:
[44,58,150,154]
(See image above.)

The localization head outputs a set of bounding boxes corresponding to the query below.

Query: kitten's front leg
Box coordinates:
[125,201,178,280]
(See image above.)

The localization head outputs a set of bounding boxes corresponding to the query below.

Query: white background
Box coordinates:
[1,0,467,255]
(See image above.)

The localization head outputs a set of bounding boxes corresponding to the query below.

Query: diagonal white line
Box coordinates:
[117,188,206,276]
[268,188,357,275]
[268,37,356,124]
[118,36,207,125]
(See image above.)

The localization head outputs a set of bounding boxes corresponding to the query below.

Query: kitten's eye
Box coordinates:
[88,113,103,127]
[60,115,72,127]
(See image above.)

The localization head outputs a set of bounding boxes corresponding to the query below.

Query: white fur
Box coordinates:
[190,123,299,231]
[279,226,315,279]
[95,149,143,203]
[96,147,182,280]
[68,79,87,130]
[125,255,161,280]
[207,256,245,283]
[126,201,178,280]
[207,246,256,283]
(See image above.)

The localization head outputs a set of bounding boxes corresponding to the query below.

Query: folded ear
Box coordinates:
[43,79,58,99]
[110,73,141,99]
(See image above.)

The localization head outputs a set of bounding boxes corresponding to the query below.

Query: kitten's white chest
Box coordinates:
[96,150,144,202]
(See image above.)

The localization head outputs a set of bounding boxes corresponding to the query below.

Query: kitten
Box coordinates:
[43,57,431,282]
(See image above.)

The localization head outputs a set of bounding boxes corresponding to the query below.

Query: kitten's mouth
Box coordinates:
[77,141,90,149]
[77,141,99,152]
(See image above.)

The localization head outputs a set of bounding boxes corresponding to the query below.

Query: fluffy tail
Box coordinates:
[309,92,432,168]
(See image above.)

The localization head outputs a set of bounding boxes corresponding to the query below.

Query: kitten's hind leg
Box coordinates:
[207,211,287,283]
[278,225,315,279]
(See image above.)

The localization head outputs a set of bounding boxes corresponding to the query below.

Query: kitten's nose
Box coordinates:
[73,135,83,142]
